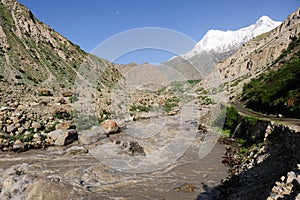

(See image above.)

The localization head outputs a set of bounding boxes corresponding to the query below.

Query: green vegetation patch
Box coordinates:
[241,37,300,117]
[162,96,180,113]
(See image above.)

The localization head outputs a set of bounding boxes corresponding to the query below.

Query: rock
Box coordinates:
[198,124,208,133]
[12,140,25,151]
[47,129,63,140]
[118,140,146,156]
[17,127,25,134]
[286,171,296,184]
[57,129,77,146]
[6,124,16,133]
[62,91,73,97]
[167,110,179,116]
[57,98,66,104]
[79,126,107,145]
[65,146,88,155]
[11,116,19,124]
[128,141,146,156]
[100,119,118,134]
[38,89,53,96]
[55,121,70,130]
[47,129,78,146]
[31,121,42,130]
[0,132,8,137]
[0,106,9,112]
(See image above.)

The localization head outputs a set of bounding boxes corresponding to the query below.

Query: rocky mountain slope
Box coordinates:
[0,0,123,153]
[0,0,120,88]
[240,37,300,118]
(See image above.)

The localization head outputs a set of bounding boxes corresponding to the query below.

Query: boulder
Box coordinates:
[6,124,16,133]
[55,121,70,130]
[31,121,42,130]
[79,126,107,145]
[47,129,63,141]
[47,129,78,146]
[12,139,26,151]
[100,119,118,134]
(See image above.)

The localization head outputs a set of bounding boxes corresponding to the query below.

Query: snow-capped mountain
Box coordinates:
[163,15,282,80]
[184,15,282,59]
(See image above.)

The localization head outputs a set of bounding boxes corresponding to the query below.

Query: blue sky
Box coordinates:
[18,0,300,64]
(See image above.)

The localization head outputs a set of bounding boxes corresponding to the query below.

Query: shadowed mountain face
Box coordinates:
[0,0,120,88]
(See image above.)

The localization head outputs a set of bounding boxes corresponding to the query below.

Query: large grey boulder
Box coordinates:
[47,129,78,146]
[79,126,107,145]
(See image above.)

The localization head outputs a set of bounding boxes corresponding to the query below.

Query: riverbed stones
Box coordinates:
[267,168,300,200]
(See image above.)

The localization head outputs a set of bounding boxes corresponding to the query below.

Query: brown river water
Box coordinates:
[0,106,227,200]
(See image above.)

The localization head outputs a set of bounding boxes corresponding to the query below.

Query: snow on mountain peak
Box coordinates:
[184,16,282,58]
[256,15,273,25]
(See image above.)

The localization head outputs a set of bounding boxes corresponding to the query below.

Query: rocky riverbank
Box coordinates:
[198,119,300,199]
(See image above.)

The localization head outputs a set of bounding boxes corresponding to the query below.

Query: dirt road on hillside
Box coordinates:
[230,101,300,128]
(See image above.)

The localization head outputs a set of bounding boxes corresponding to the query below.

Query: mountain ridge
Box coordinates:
[184,15,281,59]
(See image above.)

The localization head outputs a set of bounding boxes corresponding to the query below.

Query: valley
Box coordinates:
[0,0,300,199]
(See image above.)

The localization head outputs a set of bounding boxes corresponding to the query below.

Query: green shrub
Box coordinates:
[225,106,239,129]
[162,97,180,112]
[244,115,258,125]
